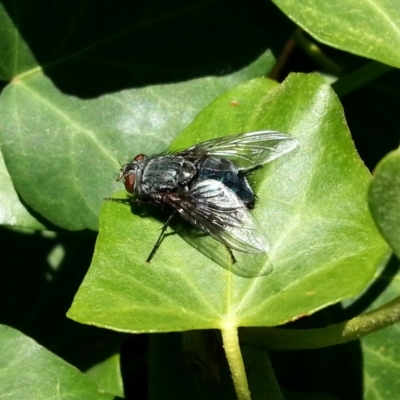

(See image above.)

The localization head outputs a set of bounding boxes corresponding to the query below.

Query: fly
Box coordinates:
[110,130,298,264]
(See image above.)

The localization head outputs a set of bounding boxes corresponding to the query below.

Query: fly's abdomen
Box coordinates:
[196,157,255,207]
[143,156,197,192]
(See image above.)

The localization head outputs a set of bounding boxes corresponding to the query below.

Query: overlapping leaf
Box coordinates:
[274,0,400,68]
[0,325,113,400]
[0,0,283,231]
[0,55,274,231]
[369,150,400,257]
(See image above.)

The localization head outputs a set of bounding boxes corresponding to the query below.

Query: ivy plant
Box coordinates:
[0,0,399,399]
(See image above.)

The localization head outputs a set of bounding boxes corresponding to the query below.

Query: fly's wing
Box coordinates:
[177,131,298,170]
[165,179,268,254]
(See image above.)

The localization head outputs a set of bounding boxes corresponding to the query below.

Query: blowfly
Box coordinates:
[112,131,298,263]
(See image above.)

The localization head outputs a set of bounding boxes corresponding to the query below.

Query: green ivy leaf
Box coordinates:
[0,0,288,231]
[85,354,124,398]
[0,150,45,229]
[68,73,387,332]
[0,53,274,231]
[0,325,114,400]
[369,149,400,256]
[273,0,400,68]
[342,255,400,399]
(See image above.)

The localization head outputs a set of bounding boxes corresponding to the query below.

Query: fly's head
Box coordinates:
[117,154,148,195]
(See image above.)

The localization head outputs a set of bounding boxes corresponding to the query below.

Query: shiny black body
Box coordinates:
[197,156,256,208]
[113,131,298,263]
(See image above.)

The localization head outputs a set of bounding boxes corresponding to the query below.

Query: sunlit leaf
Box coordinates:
[68,73,386,332]
[273,0,400,68]
[0,54,274,231]
[0,150,44,229]
[0,325,113,400]
[0,0,285,231]
[85,354,124,398]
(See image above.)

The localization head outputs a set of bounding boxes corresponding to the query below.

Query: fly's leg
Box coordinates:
[105,197,151,206]
[227,247,237,264]
[147,210,178,263]
[104,197,131,204]
[105,196,173,262]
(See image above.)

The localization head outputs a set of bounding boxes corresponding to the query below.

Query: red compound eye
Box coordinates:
[134,154,146,161]
[124,174,135,193]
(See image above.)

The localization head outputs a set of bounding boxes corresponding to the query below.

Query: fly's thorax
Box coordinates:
[142,155,197,192]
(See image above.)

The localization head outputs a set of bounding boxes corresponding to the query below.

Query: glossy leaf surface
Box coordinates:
[85,354,124,398]
[0,151,44,229]
[0,0,283,231]
[369,149,400,257]
[0,325,113,400]
[274,0,400,68]
[68,73,387,332]
[0,55,274,231]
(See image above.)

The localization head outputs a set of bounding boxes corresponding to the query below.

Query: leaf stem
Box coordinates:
[268,34,296,81]
[292,29,343,76]
[242,295,400,350]
[221,325,251,400]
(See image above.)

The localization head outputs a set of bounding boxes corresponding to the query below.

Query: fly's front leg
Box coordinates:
[104,197,131,204]
[227,246,237,264]
[105,196,153,206]
[106,194,173,262]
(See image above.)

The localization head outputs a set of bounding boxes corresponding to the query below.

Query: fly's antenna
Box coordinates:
[117,156,124,167]
[116,156,130,181]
